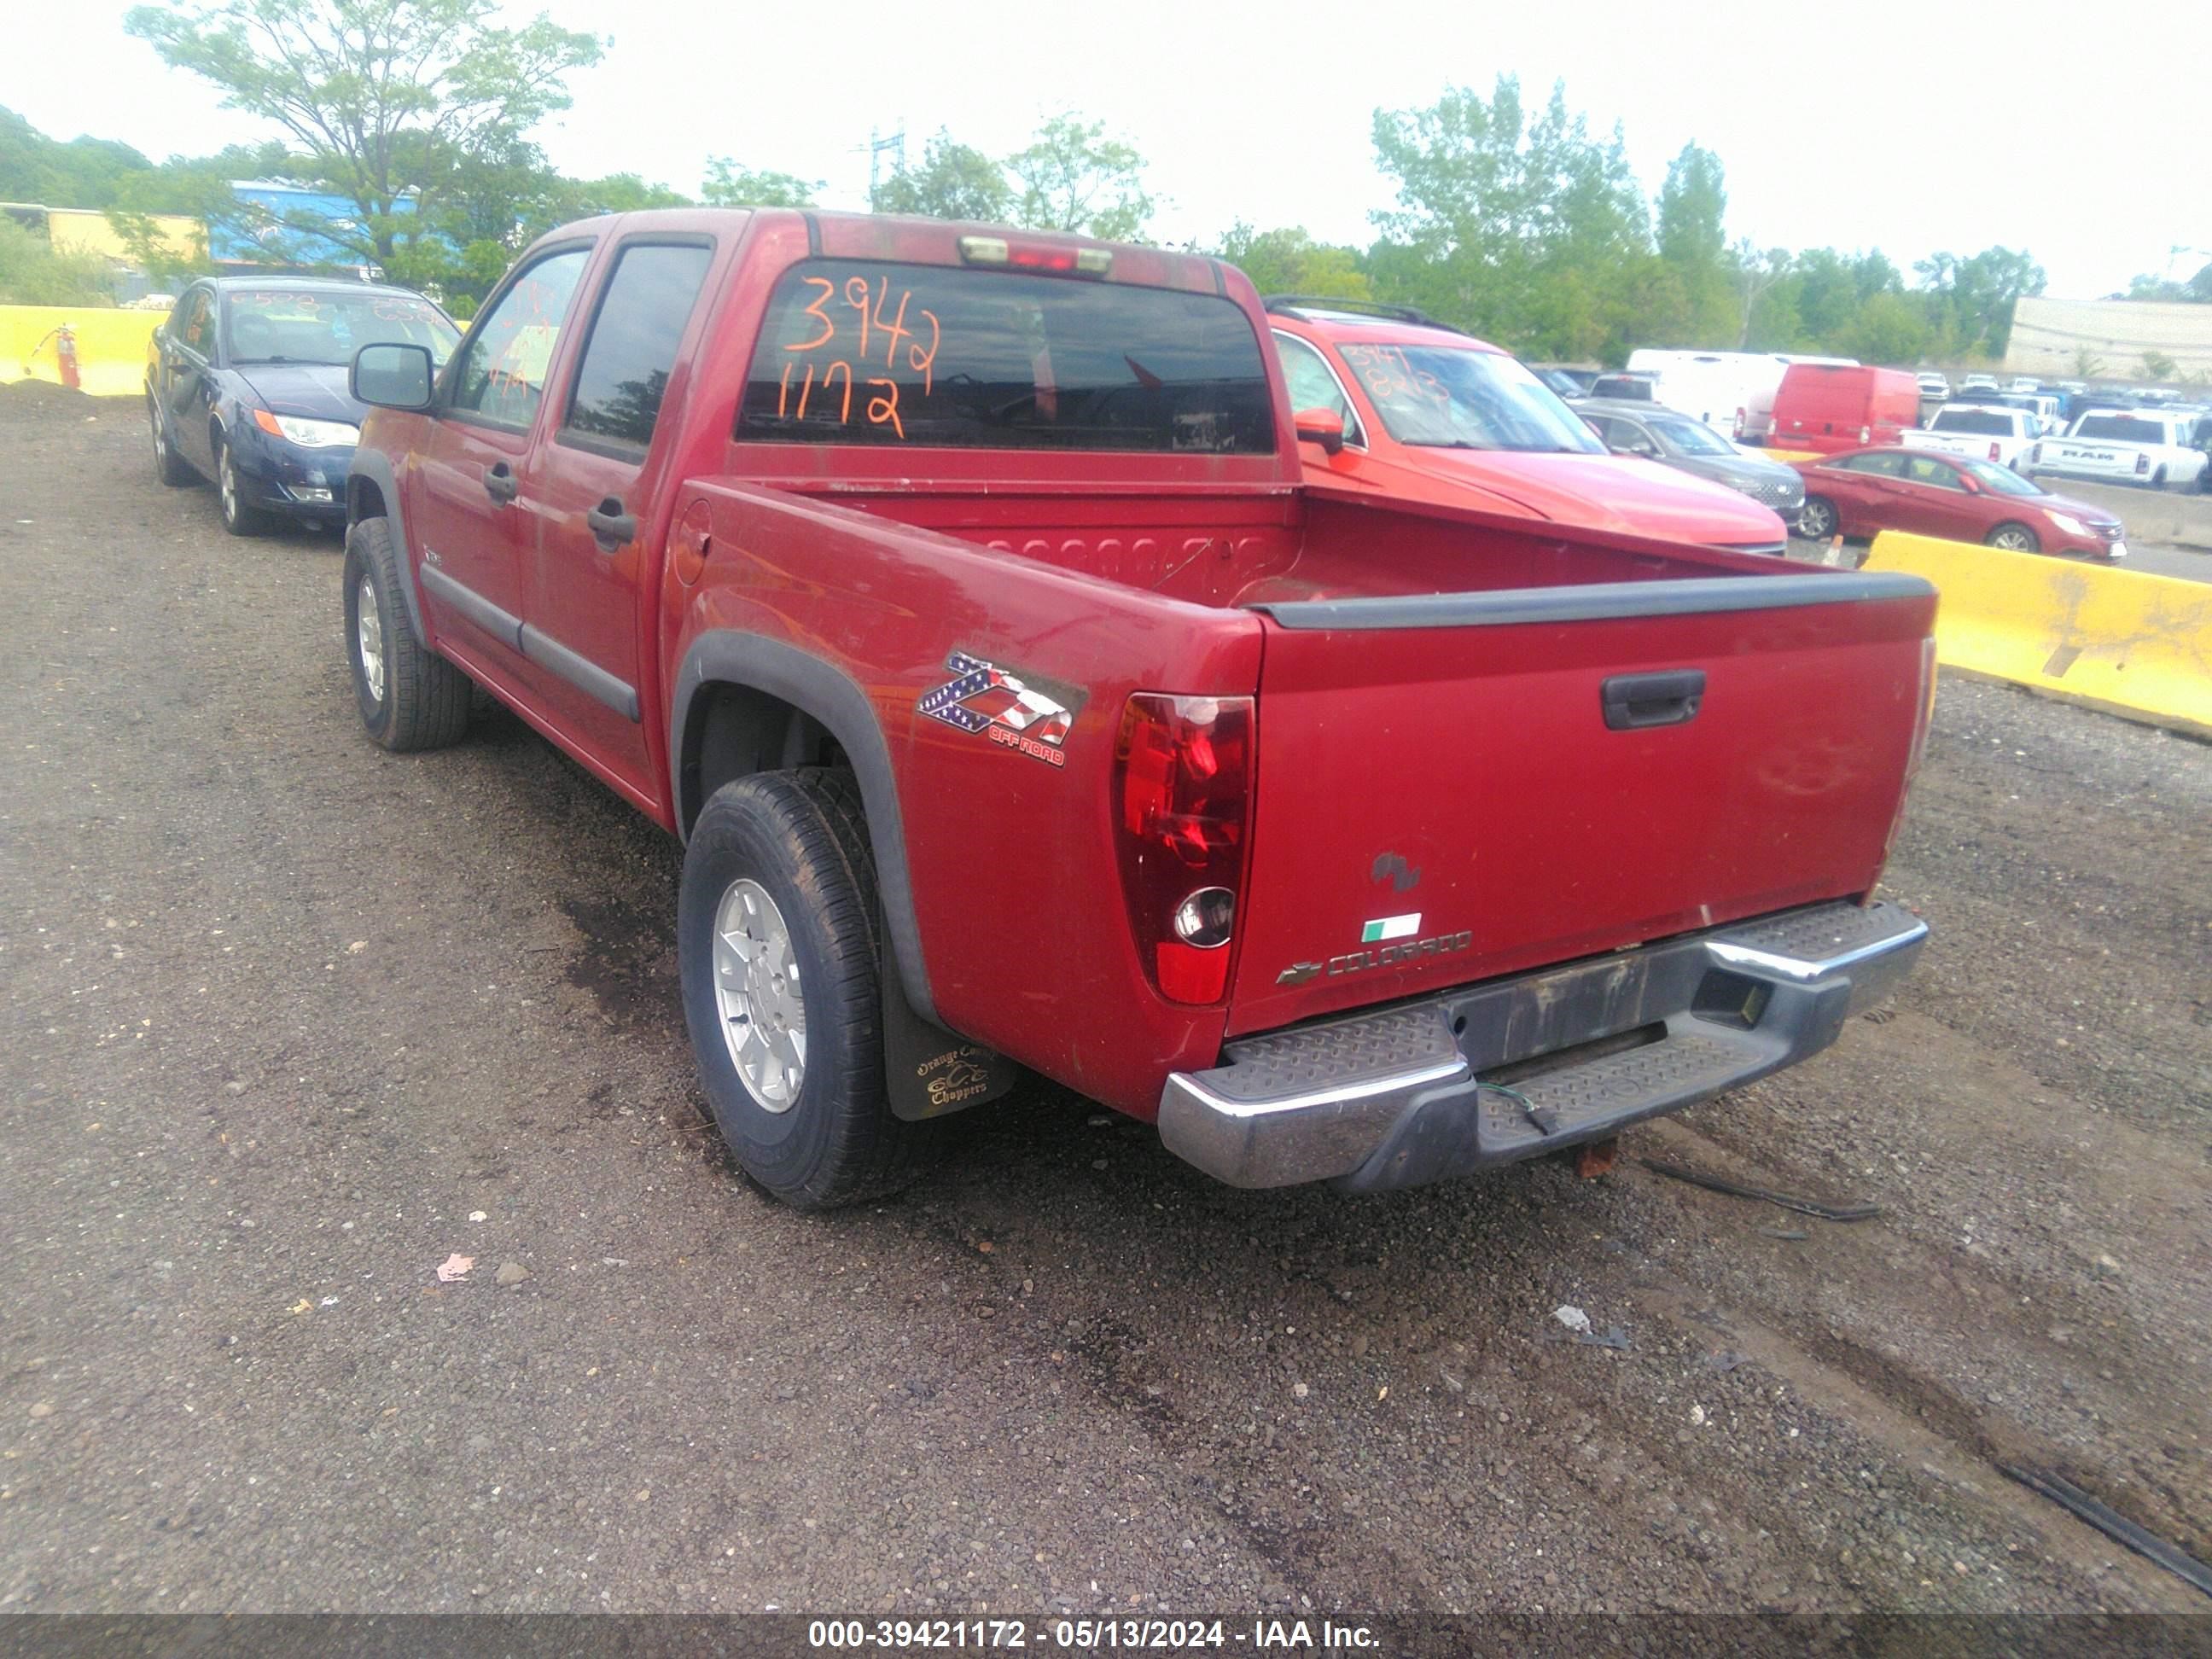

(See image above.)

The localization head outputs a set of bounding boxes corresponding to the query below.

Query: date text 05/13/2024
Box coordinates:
[806,1617,1382,1650]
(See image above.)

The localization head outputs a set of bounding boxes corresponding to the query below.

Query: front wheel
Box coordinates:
[1986,521,2041,554]
[678,770,934,1210]
[214,432,275,537]
[1796,495,1838,540]
[342,517,472,751]
[148,396,193,486]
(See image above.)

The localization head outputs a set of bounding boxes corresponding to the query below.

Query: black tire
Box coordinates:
[342,517,472,751]
[679,769,934,1210]
[2151,466,2168,489]
[148,394,194,486]
[1985,521,2040,554]
[1797,495,1838,541]
[214,430,276,537]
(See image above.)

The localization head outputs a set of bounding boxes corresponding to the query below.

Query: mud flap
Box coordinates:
[881,941,1020,1121]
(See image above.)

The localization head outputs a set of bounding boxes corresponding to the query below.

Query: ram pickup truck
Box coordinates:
[2030,410,2212,490]
[340,209,1936,1210]
[1901,403,2040,471]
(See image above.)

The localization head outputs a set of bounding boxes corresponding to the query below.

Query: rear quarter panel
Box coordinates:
[668,479,1266,1116]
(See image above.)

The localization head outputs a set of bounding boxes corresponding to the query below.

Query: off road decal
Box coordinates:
[917,650,1079,768]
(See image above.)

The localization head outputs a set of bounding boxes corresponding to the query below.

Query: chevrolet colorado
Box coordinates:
[341,209,1936,1208]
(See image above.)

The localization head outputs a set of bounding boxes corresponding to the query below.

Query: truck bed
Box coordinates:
[721,475,1935,1061]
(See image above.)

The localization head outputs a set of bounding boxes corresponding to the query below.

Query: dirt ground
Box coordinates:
[2,381,2207,1619]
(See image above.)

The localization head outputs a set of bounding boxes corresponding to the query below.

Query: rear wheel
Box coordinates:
[148,396,193,486]
[1796,495,1838,540]
[1986,521,2040,553]
[342,516,472,751]
[678,769,934,1210]
[214,432,275,537]
[2151,466,2168,489]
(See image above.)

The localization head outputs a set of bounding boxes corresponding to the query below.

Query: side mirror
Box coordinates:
[1293,407,1346,456]
[1610,437,1656,458]
[1959,472,1982,494]
[352,342,435,412]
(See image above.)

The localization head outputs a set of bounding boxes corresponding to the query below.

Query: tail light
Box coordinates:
[1115,694,1254,1004]
[1859,425,1871,444]
[2135,454,2150,475]
[1988,441,2001,462]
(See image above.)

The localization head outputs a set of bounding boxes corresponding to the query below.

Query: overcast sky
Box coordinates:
[11,0,2206,299]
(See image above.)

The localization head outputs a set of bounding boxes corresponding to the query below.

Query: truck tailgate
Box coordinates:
[1226,573,1936,1036]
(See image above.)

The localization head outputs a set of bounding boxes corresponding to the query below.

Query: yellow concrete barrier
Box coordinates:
[1762,447,1820,464]
[1864,530,2212,738]
[0,306,161,398]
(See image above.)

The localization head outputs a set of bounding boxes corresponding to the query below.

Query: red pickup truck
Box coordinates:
[341,209,1936,1209]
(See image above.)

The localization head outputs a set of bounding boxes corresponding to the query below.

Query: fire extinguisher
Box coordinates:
[33,324,81,391]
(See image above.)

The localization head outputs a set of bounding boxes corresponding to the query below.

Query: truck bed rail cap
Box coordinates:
[1246,571,1935,632]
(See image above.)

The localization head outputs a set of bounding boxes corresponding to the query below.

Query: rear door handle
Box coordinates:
[483,462,518,504]
[1602,669,1706,731]
[585,496,637,550]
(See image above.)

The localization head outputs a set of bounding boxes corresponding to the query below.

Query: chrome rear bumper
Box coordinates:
[1158,900,1927,1191]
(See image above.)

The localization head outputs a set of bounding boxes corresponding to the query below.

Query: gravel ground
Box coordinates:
[2,381,2207,1618]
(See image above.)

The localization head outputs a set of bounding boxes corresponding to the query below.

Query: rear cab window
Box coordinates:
[735,259,1273,452]
[562,241,716,454]
[2075,416,2166,445]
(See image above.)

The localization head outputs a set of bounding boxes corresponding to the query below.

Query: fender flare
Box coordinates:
[670,631,936,1025]
[346,449,427,647]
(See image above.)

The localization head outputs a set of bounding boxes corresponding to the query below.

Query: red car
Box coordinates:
[1794,447,2128,560]
[1266,300,1791,553]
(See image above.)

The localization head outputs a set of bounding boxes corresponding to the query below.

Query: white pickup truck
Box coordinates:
[2030,410,2211,490]
[1900,403,2040,472]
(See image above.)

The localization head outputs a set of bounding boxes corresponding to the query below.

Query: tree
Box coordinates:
[125,0,604,281]
[1005,114,1154,242]
[1214,224,1369,301]
[2070,345,2106,380]
[1842,291,1930,365]
[1914,246,2045,357]
[1656,143,1731,342]
[2141,350,2179,381]
[871,130,1011,222]
[700,159,818,208]
[1369,76,1650,358]
[0,217,119,305]
[2125,257,2212,303]
[1728,240,1791,349]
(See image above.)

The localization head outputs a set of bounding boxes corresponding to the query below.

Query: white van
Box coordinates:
[1623,350,1786,441]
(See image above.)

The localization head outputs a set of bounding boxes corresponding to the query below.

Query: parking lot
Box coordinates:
[2,381,2208,1615]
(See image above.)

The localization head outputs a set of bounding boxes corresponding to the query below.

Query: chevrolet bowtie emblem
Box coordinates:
[1275,962,1324,987]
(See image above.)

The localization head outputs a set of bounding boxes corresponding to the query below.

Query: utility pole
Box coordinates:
[863,125,907,201]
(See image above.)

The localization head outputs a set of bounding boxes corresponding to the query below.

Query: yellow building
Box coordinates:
[41,207,206,265]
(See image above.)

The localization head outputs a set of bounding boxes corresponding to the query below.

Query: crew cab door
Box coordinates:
[412,243,591,667]
[517,236,718,799]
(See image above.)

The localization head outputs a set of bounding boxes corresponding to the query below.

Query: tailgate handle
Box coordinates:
[1602,669,1706,731]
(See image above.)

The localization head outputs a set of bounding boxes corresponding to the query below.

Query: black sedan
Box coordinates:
[1574,397,1807,529]
[146,276,459,535]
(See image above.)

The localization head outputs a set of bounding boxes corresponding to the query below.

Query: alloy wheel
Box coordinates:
[711,877,806,1112]
[355,574,386,705]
